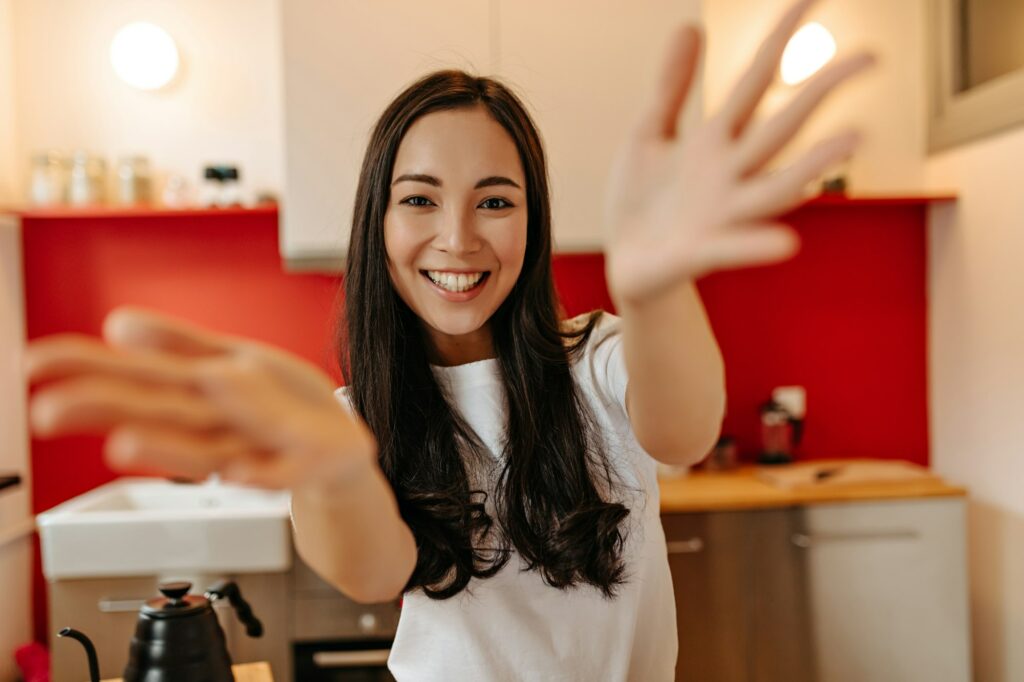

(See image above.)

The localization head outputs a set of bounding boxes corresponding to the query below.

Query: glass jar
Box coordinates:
[68,151,107,206]
[28,151,68,206]
[114,156,153,205]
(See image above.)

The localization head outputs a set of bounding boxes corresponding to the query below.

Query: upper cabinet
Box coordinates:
[279,0,701,272]
[497,0,702,252]
[279,1,491,272]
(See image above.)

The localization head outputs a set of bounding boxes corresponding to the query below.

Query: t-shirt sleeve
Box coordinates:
[583,312,630,417]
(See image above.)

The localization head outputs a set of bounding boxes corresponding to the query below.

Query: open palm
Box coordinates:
[605,0,875,304]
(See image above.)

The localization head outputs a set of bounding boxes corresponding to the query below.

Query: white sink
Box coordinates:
[37,478,292,579]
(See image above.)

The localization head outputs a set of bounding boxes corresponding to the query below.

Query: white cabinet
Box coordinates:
[280,1,491,271]
[800,498,972,682]
[279,1,701,271]
[497,0,702,251]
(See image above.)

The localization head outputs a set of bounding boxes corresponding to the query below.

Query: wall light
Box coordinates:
[780,22,836,86]
[110,22,180,90]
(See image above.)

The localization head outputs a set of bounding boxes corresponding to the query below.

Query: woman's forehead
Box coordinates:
[392,108,525,187]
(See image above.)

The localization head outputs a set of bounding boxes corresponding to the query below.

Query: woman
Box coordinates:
[24,0,873,678]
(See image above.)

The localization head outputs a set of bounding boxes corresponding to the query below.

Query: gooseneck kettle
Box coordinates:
[59,580,263,682]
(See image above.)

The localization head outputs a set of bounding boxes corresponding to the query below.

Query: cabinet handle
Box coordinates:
[312,649,391,668]
[791,529,919,548]
[666,537,704,554]
[98,596,231,613]
[98,598,148,613]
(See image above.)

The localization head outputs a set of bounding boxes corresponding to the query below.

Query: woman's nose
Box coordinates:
[435,208,482,255]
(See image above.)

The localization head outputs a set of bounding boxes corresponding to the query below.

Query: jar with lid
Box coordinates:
[28,151,68,206]
[68,151,107,206]
[114,156,153,205]
[200,165,242,208]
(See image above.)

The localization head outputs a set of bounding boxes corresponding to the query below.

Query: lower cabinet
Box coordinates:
[663,497,971,682]
[48,572,291,682]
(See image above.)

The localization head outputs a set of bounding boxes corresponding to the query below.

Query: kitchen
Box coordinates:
[1,0,1022,681]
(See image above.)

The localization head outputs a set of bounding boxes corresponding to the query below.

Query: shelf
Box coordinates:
[3,204,279,220]
[798,193,957,208]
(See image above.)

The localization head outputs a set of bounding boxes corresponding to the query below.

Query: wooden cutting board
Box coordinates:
[103,661,272,682]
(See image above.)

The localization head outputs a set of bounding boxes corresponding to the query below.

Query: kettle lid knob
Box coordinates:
[158,581,192,606]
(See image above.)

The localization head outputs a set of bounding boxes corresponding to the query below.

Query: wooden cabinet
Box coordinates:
[279,1,701,271]
[664,497,971,682]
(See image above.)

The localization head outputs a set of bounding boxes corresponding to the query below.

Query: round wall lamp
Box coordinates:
[780,22,836,86]
[110,22,180,90]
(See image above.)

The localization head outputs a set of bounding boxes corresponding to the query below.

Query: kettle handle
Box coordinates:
[206,581,264,638]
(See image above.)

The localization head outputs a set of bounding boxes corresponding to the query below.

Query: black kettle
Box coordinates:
[59,580,263,682]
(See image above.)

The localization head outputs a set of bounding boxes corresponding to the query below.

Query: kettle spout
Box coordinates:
[58,627,101,682]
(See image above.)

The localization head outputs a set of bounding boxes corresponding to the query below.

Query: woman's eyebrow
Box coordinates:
[392,173,522,190]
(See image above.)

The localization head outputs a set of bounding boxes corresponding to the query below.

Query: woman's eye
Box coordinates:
[400,196,434,207]
[480,197,514,210]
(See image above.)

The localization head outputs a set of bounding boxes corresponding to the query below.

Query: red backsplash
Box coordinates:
[19,197,934,639]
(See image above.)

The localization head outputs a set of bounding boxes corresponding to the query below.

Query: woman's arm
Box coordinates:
[616,281,725,466]
[604,0,874,464]
[290,452,418,604]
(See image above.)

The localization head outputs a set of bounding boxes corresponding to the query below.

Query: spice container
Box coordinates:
[68,152,107,206]
[28,151,68,205]
[114,156,152,205]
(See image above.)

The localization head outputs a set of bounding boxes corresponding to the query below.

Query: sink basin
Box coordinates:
[37,477,292,579]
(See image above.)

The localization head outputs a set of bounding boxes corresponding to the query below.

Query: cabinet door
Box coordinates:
[497,0,702,250]
[799,498,971,682]
[663,511,752,682]
[48,576,160,682]
[280,1,491,270]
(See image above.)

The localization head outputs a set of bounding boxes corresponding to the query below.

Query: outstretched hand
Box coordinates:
[604,0,875,305]
[24,307,376,490]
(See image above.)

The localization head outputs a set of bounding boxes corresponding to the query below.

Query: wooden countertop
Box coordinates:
[658,459,966,513]
[104,661,272,682]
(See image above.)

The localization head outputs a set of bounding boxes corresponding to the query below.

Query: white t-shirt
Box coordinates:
[332,313,677,681]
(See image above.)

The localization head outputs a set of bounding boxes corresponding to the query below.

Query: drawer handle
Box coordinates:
[312,649,391,668]
[666,537,704,554]
[791,530,919,548]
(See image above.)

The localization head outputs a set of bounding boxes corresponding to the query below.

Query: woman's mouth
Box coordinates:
[420,270,490,299]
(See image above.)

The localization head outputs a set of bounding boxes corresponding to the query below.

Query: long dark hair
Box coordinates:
[338,70,630,599]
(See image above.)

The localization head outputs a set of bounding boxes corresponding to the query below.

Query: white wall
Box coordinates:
[926,126,1024,682]
[702,0,926,192]
[0,0,18,203]
[5,0,284,201]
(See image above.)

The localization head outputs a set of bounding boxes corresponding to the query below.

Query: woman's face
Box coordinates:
[383,106,528,363]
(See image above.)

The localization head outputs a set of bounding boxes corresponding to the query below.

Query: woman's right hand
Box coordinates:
[24,305,377,491]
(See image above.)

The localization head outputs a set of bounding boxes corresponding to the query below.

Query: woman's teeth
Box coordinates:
[425,270,486,293]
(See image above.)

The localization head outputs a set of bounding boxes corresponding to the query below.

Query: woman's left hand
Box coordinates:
[604,0,875,305]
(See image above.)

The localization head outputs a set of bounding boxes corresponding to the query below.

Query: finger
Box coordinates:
[715,0,817,135]
[194,354,319,451]
[102,305,242,357]
[729,129,861,221]
[635,24,703,141]
[28,376,224,438]
[25,335,197,388]
[695,223,801,273]
[104,306,336,403]
[105,423,258,480]
[732,52,875,175]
